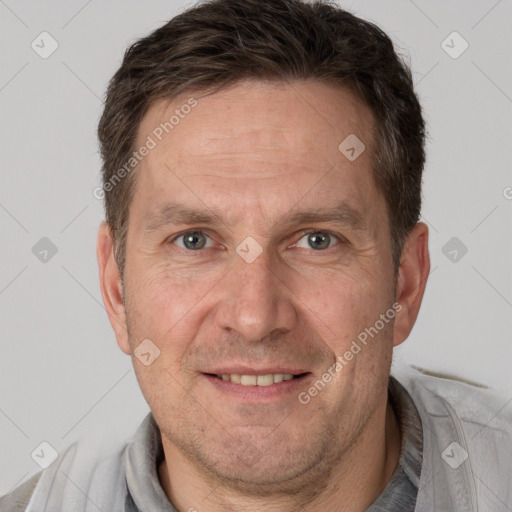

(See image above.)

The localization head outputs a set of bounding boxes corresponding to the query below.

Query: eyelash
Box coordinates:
[169,229,344,252]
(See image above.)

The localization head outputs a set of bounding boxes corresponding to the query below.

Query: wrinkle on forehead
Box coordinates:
[135,79,375,176]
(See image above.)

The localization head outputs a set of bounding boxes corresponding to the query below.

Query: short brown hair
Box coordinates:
[98,0,426,275]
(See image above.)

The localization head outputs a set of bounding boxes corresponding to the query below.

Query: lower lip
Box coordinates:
[203,373,311,402]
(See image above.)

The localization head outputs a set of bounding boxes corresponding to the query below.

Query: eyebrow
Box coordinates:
[143,201,366,234]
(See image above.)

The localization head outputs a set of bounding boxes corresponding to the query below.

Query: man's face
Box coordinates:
[117,80,401,485]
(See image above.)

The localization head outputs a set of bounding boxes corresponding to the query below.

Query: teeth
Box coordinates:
[218,373,296,385]
[256,374,274,386]
[241,375,257,386]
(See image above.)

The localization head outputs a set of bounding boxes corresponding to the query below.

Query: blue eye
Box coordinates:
[170,230,341,252]
[294,231,339,250]
[172,231,214,250]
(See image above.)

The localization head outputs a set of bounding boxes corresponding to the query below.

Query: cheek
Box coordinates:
[125,263,229,376]
[314,281,395,402]
[311,280,394,385]
[126,270,200,404]
[304,273,380,338]
[127,263,206,331]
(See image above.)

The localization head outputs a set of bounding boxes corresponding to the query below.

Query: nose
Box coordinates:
[214,245,298,342]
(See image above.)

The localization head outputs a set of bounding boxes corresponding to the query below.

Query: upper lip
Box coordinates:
[204,366,309,375]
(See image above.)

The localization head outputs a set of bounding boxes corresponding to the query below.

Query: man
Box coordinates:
[2,0,511,510]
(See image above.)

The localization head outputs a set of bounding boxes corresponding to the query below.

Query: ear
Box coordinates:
[97,222,131,355]
[393,222,430,347]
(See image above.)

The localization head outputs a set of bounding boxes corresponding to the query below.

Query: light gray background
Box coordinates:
[1,0,511,495]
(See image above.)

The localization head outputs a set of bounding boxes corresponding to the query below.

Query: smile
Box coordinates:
[214,373,300,386]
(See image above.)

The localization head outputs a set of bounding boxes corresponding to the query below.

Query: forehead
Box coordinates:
[137,80,374,166]
[131,80,382,229]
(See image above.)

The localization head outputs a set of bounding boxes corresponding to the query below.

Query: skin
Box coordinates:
[97,79,430,511]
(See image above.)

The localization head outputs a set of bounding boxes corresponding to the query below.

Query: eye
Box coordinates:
[294,230,340,250]
[172,231,214,251]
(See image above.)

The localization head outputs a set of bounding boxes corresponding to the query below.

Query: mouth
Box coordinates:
[207,372,308,386]
[201,370,311,402]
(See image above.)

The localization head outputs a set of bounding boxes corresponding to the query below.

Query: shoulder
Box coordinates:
[0,472,42,512]
[0,434,130,512]
[392,364,512,428]
[391,364,512,509]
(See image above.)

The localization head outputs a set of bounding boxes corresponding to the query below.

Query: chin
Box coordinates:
[188,428,339,495]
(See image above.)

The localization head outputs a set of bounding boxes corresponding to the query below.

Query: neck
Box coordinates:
[158,393,401,512]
